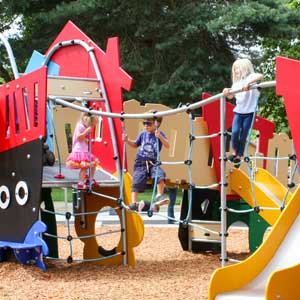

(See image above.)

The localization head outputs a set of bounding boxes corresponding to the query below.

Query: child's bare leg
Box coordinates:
[79,168,86,182]
[91,166,95,178]
[138,200,145,212]
[156,180,165,197]
[131,191,138,203]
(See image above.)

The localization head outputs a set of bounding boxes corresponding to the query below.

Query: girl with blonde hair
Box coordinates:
[223,58,264,166]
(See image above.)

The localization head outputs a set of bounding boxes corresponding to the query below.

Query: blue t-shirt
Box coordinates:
[135,130,167,161]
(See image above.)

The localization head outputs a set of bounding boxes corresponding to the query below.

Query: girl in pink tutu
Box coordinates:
[66,112,99,188]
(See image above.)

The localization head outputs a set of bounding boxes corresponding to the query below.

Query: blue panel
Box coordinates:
[25,50,60,76]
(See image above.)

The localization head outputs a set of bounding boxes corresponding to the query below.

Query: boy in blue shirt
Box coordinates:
[123,112,170,207]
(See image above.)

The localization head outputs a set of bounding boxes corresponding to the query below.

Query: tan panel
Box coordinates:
[48,77,101,99]
[123,99,217,187]
[267,133,299,190]
[52,106,81,162]
[189,221,221,242]
[52,105,103,163]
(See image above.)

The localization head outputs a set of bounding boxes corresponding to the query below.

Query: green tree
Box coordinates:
[1,0,300,115]
[258,1,300,134]
[258,38,300,135]
[0,1,21,82]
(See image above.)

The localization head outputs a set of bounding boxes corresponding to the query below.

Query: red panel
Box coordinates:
[202,92,274,199]
[0,67,47,153]
[45,21,133,174]
[276,56,300,166]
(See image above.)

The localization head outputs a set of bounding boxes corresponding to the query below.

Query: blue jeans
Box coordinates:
[166,187,178,223]
[231,112,254,157]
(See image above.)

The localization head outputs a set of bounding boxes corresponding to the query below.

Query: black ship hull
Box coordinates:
[0,139,44,242]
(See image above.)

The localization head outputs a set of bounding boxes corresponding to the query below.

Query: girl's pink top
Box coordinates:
[72,122,89,152]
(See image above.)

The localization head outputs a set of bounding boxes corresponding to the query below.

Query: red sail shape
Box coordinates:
[276,56,300,167]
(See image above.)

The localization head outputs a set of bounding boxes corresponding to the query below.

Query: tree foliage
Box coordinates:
[257,1,300,134]
[0,0,300,130]
[257,37,300,135]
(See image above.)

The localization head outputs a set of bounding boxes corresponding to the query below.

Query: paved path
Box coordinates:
[51,201,246,229]
[52,201,181,226]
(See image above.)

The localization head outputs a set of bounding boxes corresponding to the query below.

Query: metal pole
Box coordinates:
[0,33,19,79]
[120,121,128,265]
[220,95,227,267]
[49,79,276,120]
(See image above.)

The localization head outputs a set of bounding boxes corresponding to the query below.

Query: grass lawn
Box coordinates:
[51,187,182,204]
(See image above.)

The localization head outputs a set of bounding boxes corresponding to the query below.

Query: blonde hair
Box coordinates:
[232,58,255,83]
[81,112,98,126]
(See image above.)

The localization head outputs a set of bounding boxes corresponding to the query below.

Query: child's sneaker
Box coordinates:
[155,194,170,206]
[233,157,241,169]
[227,154,236,162]
[155,194,164,202]
[85,179,100,187]
[92,179,100,187]
[156,198,170,206]
[129,203,138,211]
[77,182,88,189]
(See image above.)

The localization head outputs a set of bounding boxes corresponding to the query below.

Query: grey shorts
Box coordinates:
[132,160,166,193]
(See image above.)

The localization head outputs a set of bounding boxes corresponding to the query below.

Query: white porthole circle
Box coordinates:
[0,185,10,209]
[15,181,29,206]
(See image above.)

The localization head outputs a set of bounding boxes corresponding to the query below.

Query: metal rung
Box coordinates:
[48,95,104,102]
[190,220,221,225]
[191,238,221,243]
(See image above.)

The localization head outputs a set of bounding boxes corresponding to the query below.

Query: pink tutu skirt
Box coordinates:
[66,152,99,169]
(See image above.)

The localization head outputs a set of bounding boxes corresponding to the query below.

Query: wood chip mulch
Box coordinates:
[0,225,250,300]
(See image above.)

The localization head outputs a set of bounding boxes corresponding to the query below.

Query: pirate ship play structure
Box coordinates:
[1,22,300,300]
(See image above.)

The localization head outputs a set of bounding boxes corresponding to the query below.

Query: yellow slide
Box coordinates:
[230,168,292,225]
[122,171,145,250]
[209,179,300,299]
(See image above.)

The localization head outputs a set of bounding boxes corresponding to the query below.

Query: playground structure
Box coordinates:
[0,20,300,299]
